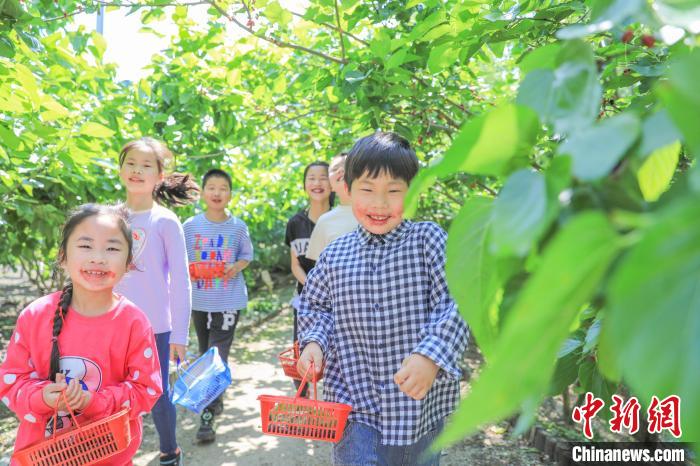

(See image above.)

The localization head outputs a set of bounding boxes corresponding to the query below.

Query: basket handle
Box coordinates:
[49,390,83,438]
[294,361,319,403]
[167,356,196,401]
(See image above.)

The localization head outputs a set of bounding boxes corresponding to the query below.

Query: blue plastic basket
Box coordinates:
[170,347,232,413]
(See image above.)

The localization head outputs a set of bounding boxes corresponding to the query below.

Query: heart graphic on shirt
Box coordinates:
[130,228,147,272]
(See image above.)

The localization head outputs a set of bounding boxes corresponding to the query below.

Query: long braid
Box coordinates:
[49,282,73,382]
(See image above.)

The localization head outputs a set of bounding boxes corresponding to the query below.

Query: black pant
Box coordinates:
[192,310,239,407]
[292,307,308,397]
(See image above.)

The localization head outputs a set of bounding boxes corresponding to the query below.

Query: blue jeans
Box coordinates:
[332,421,443,466]
[153,332,178,454]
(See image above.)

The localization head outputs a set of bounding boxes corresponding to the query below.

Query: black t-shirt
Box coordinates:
[285,210,316,294]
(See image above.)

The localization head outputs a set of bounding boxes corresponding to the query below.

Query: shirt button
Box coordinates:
[373,303,380,311]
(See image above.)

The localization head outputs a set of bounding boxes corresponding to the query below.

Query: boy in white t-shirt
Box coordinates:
[306,153,358,261]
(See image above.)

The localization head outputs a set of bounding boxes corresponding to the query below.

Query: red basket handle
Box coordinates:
[294,362,320,403]
[49,390,83,439]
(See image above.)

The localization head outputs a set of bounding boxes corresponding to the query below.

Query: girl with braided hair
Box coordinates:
[0,204,162,465]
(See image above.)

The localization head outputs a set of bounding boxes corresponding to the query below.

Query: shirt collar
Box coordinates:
[357,220,412,246]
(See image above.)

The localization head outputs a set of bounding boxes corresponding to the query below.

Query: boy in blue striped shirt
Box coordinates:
[183,168,254,443]
[297,132,469,465]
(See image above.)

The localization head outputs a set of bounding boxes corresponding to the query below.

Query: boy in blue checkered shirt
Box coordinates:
[297,132,469,466]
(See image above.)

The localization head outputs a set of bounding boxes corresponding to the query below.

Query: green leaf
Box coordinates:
[517,41,601,136]
[80,122,116,138]
[264,1,292,27]
[603,196,700,441]
[427,43,460,74]
[518,43,561,74]
[658,49,700,158]
[0,36,16,58]
[385,48,408,70]
[14,63,40,108]
[637,141,681,202]
[90,31,107,59]
[446,197,500,357]
[558,112,640,181]
[556,0,644,39]
[550,346,581,395]
[583,318,601,353]
[490,169,549,257]
[0,125,20,150]
[437,212,621,447]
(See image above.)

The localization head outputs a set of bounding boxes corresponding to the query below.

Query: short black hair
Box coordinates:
[344,132,419,189]
[202,168,232,190]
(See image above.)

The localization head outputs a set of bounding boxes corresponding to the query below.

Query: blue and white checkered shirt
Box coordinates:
[298,220,469,446]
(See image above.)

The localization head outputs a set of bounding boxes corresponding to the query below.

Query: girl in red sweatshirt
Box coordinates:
[0,204,163,465]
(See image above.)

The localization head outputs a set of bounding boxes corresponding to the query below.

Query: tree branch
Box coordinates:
[290,11,369,46]
[207,0,347,65]
[44,7,85,22]
[476,181,497,196]
[434,107,461,130]
[334,0,346,63]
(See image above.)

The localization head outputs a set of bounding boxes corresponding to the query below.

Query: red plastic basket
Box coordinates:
[13,392,131,466]
[258,363,350,443]
[278,341,323,381]
[189,261,226,280]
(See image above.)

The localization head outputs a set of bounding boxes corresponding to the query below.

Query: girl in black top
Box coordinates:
[285,161,332,295]
[285,161,331,396]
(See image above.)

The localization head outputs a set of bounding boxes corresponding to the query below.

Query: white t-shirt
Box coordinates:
[306,205,358,261]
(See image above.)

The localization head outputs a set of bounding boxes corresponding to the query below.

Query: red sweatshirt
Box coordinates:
[0,291,163,465]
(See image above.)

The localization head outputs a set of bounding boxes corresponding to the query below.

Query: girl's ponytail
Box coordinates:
[154,173,199,207]
[49,281,73,381]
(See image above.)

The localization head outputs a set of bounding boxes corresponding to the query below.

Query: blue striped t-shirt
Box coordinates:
[183,213,254,312]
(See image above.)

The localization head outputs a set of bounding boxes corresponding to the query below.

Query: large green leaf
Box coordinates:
[437,213,621,447]
[558,112,640,181]
[602,196,700,442]
[490,169,548,257]
[446,197,499,357]
[658,49,700,158]
[637,141,681,202]
[517,41,601,136]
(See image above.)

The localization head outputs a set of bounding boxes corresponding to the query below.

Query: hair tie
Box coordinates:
[51,336,58,343]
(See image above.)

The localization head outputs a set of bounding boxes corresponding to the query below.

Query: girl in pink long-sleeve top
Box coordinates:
[0,204,162,466]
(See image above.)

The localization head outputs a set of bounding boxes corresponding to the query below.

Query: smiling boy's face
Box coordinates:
[202,175,231,211]
[349,170,408,235]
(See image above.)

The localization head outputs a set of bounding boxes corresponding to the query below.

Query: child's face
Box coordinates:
[349,170,408,235]
[328,157,345,194]
[62,215,130,293]
[119,148,163,197]
[202,176,231,211]
[304,165,331,202]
